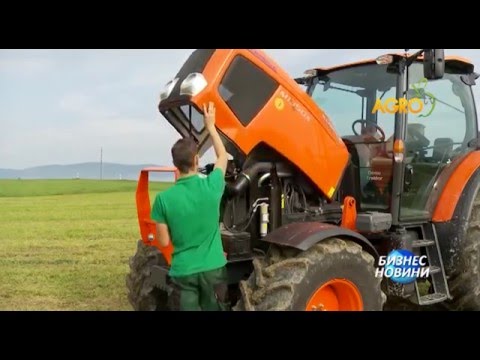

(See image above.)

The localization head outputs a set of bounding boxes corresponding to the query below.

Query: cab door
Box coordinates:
[399,63,478,221]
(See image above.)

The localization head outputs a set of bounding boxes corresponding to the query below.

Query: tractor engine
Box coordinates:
[218,151,348,261]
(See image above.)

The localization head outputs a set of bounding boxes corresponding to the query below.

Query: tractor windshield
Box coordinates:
[309,64,397,211]
[310,64,397,139]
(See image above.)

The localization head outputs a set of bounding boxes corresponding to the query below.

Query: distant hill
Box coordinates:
[0,162,175,181]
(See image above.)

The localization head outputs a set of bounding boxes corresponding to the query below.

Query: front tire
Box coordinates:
[126,240,169,311]
[234,238,386,311]
[447,194,480,310]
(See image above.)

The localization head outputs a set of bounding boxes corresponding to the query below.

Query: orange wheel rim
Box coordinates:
[306,278,363,311]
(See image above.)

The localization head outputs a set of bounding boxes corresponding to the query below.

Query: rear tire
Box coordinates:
[447,194,480,310]
[234,238,386,311]
[126,240,169,311]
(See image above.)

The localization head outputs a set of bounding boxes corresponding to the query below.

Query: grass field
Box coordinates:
[0,179,171,310]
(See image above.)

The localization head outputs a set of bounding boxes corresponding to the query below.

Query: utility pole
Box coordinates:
[100,147,103,180]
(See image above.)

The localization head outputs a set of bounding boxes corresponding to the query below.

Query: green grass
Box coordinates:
[0,179,169,197]
[0,179,171,310]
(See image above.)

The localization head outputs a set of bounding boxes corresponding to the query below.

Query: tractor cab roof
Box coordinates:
[308,54,475,76]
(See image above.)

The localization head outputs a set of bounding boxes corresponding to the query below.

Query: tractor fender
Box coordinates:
[261,222,379,261]
[431,150,480,222]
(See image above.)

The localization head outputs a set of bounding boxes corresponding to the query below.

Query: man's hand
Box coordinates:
[203,101,216,131]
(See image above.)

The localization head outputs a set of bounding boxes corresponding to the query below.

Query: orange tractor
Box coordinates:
[127,49,480,311]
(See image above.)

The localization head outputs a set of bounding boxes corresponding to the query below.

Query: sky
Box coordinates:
[1,49,478,169]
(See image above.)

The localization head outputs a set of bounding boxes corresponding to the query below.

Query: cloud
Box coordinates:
[58,93,94,113]
[0,52,54,78]
[2,113,180,168]
[57,92,115,120]
[0,49,479,169]
[127,49,195,88]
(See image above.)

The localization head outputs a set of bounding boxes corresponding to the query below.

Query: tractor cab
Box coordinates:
[303,51,479,224]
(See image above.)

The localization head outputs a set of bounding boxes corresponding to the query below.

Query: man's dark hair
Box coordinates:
[171,137,198,174]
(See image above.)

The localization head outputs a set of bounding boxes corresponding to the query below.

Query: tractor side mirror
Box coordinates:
[424,49,445,80]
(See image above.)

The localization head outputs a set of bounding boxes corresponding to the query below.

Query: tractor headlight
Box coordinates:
[160,78,179,101]
[304,69,318,77]
[180,73,208,97]
[376,54,394,65]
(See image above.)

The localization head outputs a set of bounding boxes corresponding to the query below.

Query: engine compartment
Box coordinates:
[200,144,344,262]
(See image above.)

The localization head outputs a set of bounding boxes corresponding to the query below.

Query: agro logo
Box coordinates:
[372,78,437,118]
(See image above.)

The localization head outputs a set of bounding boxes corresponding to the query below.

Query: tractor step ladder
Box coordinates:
[411,223,451,306]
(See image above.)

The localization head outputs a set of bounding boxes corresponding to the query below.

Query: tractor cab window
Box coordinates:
[399,63,478,220]
[375,87,396,142]
[219,55,278,127]
[311,79,363,137]
[310,64,397,211]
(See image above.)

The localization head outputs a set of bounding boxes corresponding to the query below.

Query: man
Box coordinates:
[151,101,229,311]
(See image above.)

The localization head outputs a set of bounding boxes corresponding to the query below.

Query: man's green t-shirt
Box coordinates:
[151,168,227,277]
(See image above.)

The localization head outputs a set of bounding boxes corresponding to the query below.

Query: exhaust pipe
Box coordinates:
[269,165,282,231]
[226,162,291,197]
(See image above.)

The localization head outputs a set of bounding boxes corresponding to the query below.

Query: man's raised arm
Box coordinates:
[203,102,227,175]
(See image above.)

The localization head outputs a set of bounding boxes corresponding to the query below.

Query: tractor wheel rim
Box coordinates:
[306,278,363,311]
